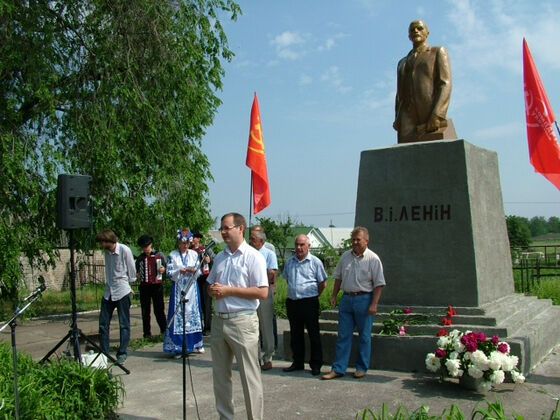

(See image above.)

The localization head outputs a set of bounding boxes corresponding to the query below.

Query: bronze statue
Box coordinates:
[393,20,457,143]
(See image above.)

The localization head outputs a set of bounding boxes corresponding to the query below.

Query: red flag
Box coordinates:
[246,94,271,214]
[523,38,560,190]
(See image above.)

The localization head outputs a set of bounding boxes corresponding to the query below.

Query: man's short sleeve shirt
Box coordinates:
[334,248,386,293]
[206,241,268,313]
[283,253,327,300]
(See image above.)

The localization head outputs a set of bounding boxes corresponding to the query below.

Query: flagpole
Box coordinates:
[248,172,253,229]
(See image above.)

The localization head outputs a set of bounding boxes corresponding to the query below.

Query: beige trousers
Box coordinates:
[211,312,263,420]
[257,287,275,364]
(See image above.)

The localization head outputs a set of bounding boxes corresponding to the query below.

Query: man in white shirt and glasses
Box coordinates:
[207,212,268,420]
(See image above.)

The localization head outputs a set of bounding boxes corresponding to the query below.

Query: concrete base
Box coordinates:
[283,294,560,375]
[355,140,514,307]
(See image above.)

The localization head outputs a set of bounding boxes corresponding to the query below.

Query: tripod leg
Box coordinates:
[40,330,73,364]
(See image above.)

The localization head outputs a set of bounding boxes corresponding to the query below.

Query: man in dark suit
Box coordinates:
[393,20,452,143]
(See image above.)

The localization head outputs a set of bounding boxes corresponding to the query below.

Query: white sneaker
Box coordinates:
[195,347,205,354]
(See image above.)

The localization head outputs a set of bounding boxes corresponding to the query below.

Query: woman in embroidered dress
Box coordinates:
[163,228,204,355]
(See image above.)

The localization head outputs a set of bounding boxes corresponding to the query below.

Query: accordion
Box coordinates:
[140,255,164,284]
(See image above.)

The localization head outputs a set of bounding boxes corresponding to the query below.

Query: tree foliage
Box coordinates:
[255,216,296,267]
[0,0,240,299]
[529,216,548,237]
[506,216,531,248]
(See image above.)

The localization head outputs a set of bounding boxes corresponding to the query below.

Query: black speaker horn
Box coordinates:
[56,174,92,230]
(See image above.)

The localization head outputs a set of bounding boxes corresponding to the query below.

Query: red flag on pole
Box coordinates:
[246,93,271,214]
[523,38,560,190]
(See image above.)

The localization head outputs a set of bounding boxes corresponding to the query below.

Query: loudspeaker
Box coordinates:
[56,174,92,229]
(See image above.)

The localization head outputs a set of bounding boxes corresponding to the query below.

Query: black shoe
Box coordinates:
[283,364,304,372]
[310,368,321,376]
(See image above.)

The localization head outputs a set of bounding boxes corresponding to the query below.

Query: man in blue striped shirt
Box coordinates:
[283,234,327,376]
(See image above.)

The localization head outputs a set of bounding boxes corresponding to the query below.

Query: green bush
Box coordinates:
[0,343,124,419]
[530,279,560,305]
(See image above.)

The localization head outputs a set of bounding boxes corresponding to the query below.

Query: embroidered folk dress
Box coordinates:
[163,248,204,354]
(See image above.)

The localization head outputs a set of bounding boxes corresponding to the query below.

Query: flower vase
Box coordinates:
[459,375,487,392]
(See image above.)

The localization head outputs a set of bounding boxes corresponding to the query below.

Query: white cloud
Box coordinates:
[356,0,381,16]
[472,121,524,141]
[445,0,560,75]
[317,33,347,52]
[299,74,313,86]
[270,31,306,61]
[320,66,352,93]
[359,71,396,113]
[272,31,303,48]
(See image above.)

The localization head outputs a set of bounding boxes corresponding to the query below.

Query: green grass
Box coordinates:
[0,284,106,320]
[356,400,560,419]
[530,279,560,305]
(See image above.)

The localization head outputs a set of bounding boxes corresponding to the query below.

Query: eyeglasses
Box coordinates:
[219,224,239,233]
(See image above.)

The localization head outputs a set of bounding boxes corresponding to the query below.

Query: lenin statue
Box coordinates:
[393,20,457,143]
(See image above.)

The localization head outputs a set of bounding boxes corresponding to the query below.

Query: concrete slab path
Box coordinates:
[1,306,559,419]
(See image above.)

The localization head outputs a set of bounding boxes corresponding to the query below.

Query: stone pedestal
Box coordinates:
[295,139,560,375]
[355,140,514,307]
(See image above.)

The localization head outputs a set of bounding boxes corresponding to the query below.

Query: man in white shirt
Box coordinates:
[207,213,268,420]
[322,226,385,380]
[96,229,136,365]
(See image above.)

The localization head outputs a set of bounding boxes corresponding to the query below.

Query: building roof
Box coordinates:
[317,227,353,249]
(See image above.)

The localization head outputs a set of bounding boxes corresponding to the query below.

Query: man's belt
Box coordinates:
[216,310,256,319]
[343,291,371,296]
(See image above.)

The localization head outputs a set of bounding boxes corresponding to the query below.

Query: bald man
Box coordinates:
[282,234,328,376]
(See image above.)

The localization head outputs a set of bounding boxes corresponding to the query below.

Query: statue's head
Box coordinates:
[408,20,429,46]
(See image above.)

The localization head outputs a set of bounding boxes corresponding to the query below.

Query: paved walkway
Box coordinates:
[1,306,560,419]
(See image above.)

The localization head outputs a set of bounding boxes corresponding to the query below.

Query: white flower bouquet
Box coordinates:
[425,329,525,391]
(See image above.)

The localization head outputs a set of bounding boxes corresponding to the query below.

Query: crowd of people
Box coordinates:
[95,214,386,420]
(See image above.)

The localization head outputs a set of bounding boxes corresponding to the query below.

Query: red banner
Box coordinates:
[246,94,271,214]
[523,38,560,189]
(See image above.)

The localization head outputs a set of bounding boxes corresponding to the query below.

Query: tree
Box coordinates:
[506,216,531,248]
[529,216,548,237]
[547,216,560,234]
[0,0,240,300]
[255,216,296,268]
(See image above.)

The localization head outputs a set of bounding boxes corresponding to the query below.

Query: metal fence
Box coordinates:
[511,245,560,292]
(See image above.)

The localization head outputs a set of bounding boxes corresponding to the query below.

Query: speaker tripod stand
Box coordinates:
[40,229,129,374]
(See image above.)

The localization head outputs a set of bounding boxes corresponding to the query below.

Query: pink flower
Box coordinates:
[403,307,413,314]
[435,348,447,359]
[498,343,509,353]
[491,335,500,345]
[465,341,478,352]
[399,326,407,336]
[476,332,487,342]
[461,333,479,352]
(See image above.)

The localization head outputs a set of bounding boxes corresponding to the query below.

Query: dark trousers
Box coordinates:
[99,293,131,356]
[286,296,322,369]
[139,283,167,337]
[197,276,213,332]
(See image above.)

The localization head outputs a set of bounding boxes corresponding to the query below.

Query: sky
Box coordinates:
[201,0,560,228]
